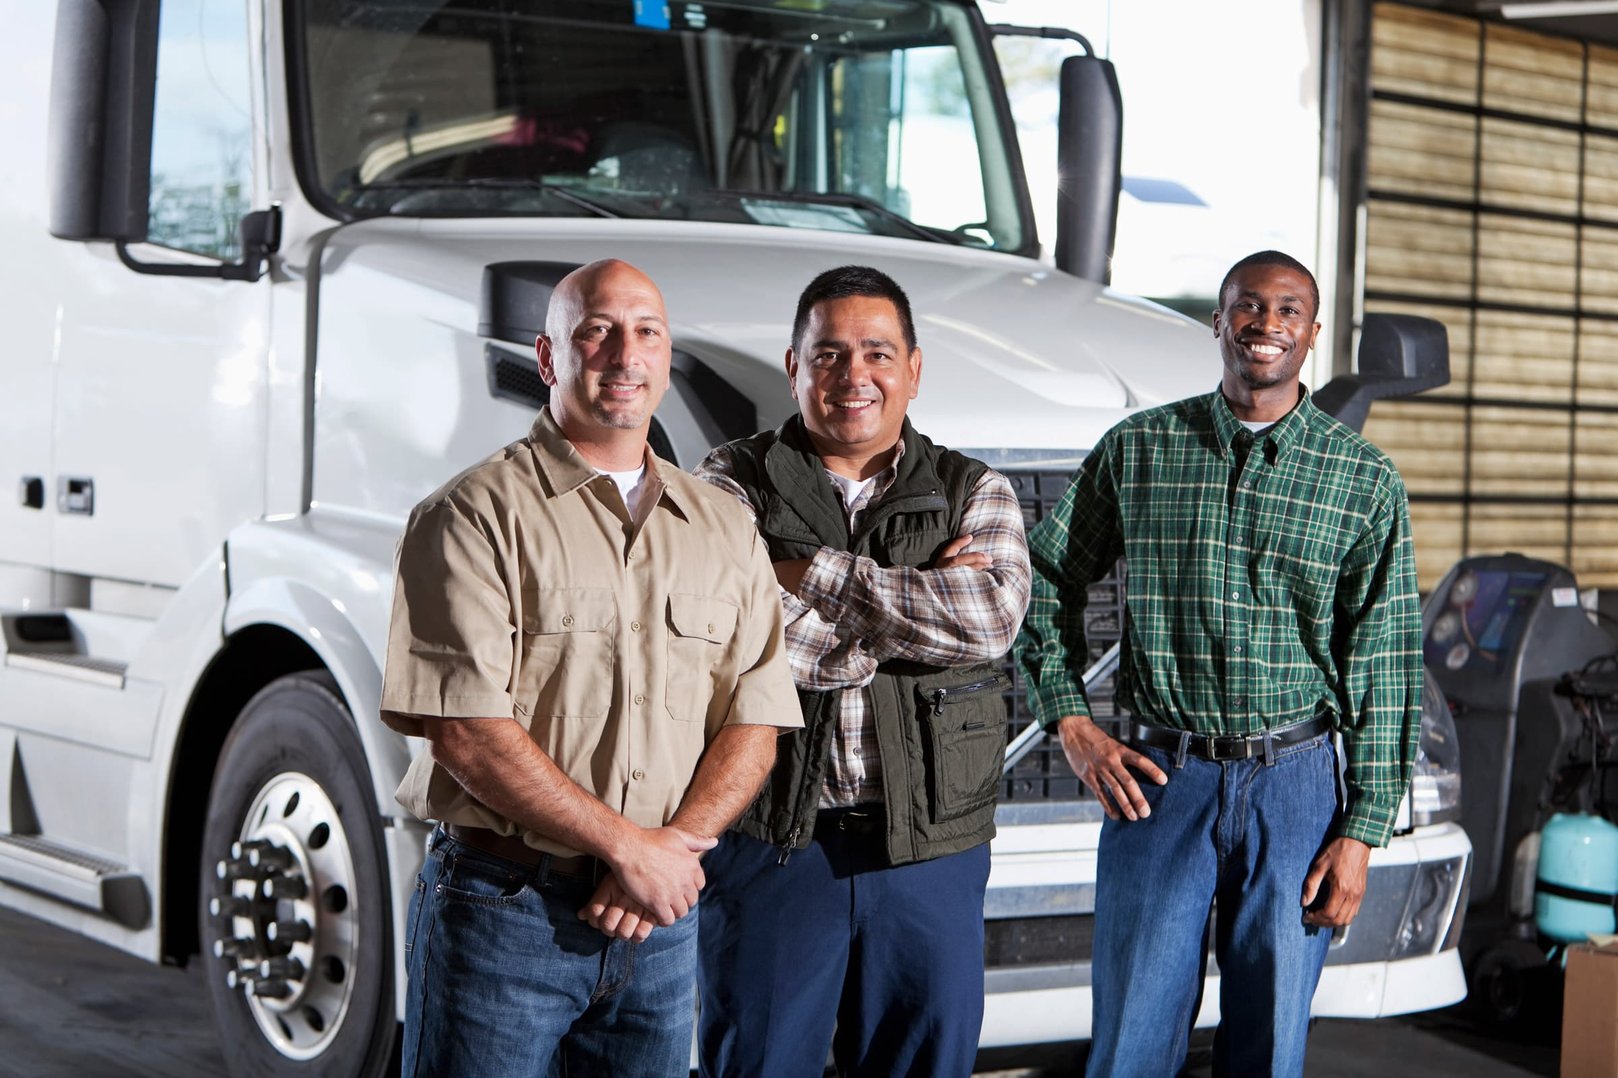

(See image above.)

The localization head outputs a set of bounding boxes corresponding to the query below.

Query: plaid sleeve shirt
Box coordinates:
[1016,389,1423,847]
[698,441,1031,807]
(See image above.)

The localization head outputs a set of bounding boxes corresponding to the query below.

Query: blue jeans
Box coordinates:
[401,829,698,1078]
[1087,734,1339,1078]
[696,825,990,1078]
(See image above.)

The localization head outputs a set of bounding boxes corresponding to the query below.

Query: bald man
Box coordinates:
[380,260,800,1076]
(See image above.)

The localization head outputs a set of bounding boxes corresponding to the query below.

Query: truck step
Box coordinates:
[0,833,148,929]
[1,613,128,688]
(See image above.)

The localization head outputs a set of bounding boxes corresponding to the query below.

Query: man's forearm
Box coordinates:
[793,474,1032,666]
[805,551,1027,662]
[427,716,636,861]
[670,723,779,839]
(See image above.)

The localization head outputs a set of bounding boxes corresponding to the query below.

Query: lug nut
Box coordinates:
[247,845,294,871]
[258,956,306,981]
[215,858,252,881]
[250,977,292,999]
[230,839,270,860]
[261,875,308,900]
[267,919,312,944]
[210,895,252,918]
[225,968,253,990]
[213,937,258,959]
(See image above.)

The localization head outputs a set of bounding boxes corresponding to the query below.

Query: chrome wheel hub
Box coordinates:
[209,772,360,1060]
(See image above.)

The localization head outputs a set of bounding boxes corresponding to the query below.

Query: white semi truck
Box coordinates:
[0,1,1471,1073]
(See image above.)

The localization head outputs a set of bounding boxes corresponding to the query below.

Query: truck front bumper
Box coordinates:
[977,820,1472,1047]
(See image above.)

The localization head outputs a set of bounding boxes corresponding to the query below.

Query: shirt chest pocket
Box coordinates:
[665,594,739,723]
[519,588,617,721]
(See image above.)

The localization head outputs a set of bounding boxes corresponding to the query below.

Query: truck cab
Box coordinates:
[0,1,1471,1073]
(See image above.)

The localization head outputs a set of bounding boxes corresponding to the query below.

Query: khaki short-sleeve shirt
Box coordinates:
[380,410,801,857]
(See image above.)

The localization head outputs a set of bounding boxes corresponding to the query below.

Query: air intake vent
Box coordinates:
[486,346,549,409]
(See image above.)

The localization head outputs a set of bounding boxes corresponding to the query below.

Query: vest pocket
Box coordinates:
[916,672,1009,822]
[518,588,617,719]
[665,593,739,723]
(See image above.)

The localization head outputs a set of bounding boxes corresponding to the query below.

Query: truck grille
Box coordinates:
[985,913,1095,967]
[999,469,1125,804]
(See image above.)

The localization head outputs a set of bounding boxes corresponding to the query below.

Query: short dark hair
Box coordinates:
[1218,250,1320,317]
[791,265,918,353]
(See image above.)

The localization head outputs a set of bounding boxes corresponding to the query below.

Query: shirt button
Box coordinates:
[1230,589,1241,600]
[632,769,646,781]
[631,620,641,632]
[1244,480,1254,489]
[1233,697,1247,708]
[561,614,574,627]
[707,623,715,634]
[1233,645,1244,654]
[634,693,645,705]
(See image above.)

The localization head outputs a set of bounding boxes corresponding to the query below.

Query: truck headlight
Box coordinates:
[1410,671,1462,827]
[1392,857,1467,958]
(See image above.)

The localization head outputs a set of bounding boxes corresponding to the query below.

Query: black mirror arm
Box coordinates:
[987,24,1097,55]
[115,206,282,282]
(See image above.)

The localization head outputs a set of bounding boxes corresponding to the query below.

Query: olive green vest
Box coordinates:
[726,416,1006,866]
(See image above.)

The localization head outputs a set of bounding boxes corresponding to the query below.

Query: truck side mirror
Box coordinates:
[47,0,158,242]
[1313,313,1451,433]
[1056,53,1122,284]
[989,25,1120,283]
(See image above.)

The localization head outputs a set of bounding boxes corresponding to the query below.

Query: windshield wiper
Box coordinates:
[343,178,625,219]
[710,189,967,246]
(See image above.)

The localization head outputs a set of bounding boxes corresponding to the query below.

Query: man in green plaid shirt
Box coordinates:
[1017,251,1422,1077]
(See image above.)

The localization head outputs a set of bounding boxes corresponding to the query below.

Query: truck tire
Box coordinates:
[199,671,398,1077]
[1469,938,1548,1028]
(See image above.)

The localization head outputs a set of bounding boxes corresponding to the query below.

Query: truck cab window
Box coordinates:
[829,45,989,244]
[147,0,253,260]
[295,0,1028,253]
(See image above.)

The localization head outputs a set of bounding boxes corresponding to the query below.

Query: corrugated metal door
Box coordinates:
[1363,3,1618,587]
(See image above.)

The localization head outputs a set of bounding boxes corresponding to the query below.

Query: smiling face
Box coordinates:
[536,260,671,464]
[787,295,922,479]
[1213,263,1321,402]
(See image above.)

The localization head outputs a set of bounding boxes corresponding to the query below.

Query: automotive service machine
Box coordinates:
[1424,553,1618,1021]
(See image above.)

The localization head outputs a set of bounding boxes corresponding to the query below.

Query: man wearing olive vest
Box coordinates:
[694,265,1032,1078]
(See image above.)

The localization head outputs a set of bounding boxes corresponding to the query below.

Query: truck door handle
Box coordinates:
[18,476,44,509]
[58,476,94,515]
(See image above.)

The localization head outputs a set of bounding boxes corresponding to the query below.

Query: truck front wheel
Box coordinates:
[199,672,398,1077]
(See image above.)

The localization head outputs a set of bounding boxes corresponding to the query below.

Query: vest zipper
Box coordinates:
[777,823,803,866]
[931,674,1009,724]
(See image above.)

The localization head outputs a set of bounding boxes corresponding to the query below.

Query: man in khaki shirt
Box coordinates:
[380,259,799,1077]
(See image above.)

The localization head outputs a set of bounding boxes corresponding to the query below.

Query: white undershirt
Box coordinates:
[599,465,647,517]
[827,471,876,517]
[1241,420,1275,434]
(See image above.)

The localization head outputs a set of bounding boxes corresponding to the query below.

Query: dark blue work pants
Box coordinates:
[696,818,990,1078]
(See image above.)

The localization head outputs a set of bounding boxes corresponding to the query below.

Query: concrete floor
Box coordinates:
[0,904,1562,1077]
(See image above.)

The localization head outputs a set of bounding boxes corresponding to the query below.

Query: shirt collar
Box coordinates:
[528,408,693,516]
[1209,385,1314,463]
[823,437,905,512]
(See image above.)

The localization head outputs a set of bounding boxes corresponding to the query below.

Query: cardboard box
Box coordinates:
[1564,942,1618,1078]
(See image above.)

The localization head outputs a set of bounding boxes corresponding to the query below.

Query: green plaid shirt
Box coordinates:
[1017,389,1422,847]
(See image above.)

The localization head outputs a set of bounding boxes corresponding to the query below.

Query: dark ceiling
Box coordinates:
[1434,1,1618,48]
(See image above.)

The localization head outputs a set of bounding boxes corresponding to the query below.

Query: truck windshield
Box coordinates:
[294,0,1030,251]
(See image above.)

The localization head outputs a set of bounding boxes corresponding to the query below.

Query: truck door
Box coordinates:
[0,5,62,587]
[52,0,269,592]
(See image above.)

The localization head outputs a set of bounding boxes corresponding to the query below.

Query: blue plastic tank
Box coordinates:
[1536,813,1618,941]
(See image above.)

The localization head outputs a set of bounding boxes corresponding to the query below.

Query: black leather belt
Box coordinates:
[1127,713,1333,762]
[440,823,602,879]
[814,807,885,837]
